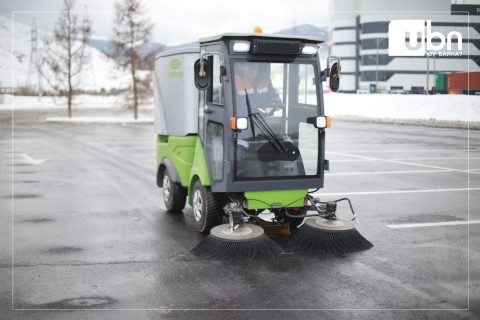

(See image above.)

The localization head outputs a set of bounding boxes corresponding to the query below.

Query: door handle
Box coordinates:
[204,108,214,114]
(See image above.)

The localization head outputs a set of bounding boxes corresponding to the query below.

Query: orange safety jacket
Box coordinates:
[234,75,279,117]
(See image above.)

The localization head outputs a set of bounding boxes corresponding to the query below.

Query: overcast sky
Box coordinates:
[0,0,330,45]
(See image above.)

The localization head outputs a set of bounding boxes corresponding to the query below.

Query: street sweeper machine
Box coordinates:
[154,28,373,260]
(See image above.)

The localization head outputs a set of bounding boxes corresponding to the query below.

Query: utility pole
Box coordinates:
[426,51,430,95]
[27,18,41,100]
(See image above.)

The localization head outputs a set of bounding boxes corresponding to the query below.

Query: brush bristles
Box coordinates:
[288,224,373,254]
[191,234,283,261]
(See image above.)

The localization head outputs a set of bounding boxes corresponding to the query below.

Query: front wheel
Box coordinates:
[162,169,187,212]
[192,180,224,233]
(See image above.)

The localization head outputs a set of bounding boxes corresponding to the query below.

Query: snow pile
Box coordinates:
[324,93,480,123]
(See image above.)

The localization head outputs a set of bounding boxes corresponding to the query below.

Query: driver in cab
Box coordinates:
[234,62,283,152]
[234,62,281,118]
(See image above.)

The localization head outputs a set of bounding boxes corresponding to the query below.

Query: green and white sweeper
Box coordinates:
[154,28,372,260]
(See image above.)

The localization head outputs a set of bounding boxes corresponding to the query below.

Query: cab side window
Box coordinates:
[206,55,224,105]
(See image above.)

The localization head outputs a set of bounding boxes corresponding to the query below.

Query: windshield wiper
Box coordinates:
[244,90,256,139]
[245,90,287,154]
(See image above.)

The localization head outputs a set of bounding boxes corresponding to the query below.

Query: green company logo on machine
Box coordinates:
[168,59,183,78]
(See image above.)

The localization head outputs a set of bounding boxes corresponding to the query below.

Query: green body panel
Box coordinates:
[157,136,309,208]
[157,135,197,186]
[157,135,211,206]
[244,189,308,210]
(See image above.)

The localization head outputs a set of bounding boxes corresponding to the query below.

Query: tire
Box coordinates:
[162,168,187,212]
[192,180,224,233]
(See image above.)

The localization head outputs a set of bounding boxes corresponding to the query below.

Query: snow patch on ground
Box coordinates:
[1,93,479,128]
[324,93,480,128]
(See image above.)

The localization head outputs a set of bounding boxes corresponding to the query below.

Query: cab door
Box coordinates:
[199,53,227,188]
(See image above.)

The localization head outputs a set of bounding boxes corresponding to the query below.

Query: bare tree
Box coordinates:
[41,0,91,118]
[111,0,153,119]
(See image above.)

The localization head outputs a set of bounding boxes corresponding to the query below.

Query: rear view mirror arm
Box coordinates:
[199,51,225,77]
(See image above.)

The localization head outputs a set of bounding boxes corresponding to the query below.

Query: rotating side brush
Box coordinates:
[288,198,373,254]
[191,204,283,261]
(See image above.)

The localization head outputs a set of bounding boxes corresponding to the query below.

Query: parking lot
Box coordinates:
[0,109,479,319]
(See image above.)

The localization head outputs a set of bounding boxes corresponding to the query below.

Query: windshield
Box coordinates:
[233,61,320,180]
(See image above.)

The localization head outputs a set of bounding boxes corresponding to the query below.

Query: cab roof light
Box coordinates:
[232,41,251,53]
[302,44,318,55]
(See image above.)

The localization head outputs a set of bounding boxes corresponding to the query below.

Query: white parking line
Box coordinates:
[325,169,452,176]
[386,220,480,229]
[314,187,480,197]
[388,157,479,161]
[330,149,480,153]
[329,151,480,175]
[329,159,376,163]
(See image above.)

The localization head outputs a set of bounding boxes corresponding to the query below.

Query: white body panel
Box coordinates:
[154,48,200,136]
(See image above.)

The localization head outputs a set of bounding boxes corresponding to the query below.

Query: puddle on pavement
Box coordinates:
[61,297,113,307]
[46,246,83,254]
[23,296,115,309]
[3,193,41,199]
[20,218,55,223]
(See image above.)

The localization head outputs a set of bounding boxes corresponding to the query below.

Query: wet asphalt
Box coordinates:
[0,108,479,320]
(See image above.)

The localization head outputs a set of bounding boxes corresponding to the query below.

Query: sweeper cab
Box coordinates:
[154,28,372,260]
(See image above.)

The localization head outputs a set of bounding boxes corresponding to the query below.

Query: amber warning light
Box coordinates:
[231,117,249,130]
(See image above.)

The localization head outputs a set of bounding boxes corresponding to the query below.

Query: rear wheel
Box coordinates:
[192,180,224,233]
[162,169,187,212]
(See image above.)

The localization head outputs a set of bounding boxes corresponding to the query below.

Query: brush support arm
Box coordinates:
[307,195,359,224]
[224,203,245,230]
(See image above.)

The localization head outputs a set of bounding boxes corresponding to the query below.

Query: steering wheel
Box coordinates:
[255,103,286,116]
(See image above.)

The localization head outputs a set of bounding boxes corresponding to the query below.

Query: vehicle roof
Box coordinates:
[199,33,324,44]
[155,47,200,60]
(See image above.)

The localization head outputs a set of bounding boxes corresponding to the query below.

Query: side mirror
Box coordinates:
[194,59,211,90]
[327,56,341,92]
[329,63,340,92]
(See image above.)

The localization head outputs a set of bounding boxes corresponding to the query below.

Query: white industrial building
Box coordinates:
[328,0,480,92]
